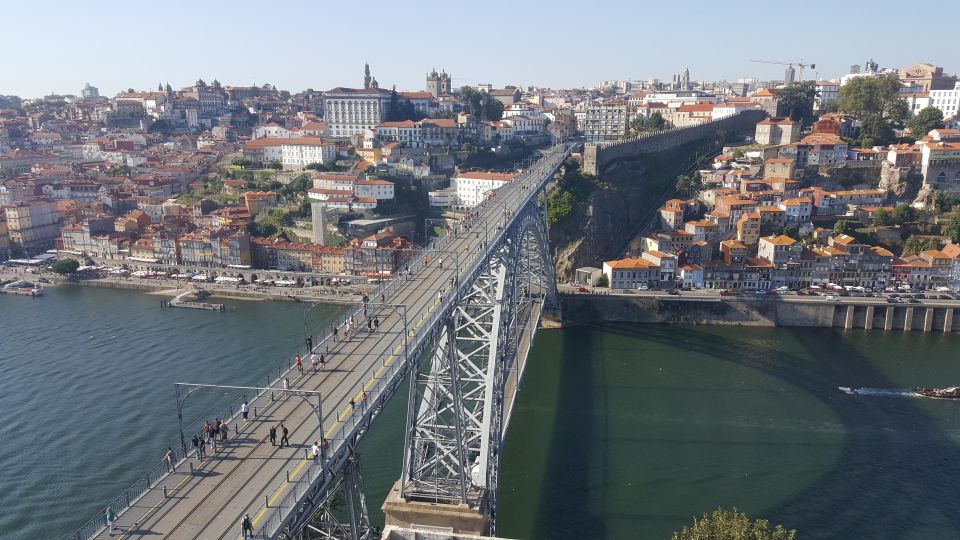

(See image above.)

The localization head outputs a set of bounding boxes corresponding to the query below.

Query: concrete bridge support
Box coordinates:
[904,307,914,332]
[946,309,954,333]
[864,306,874,330]
[885,307,894,330]
[844,305,855,330]
[924,308,934,332]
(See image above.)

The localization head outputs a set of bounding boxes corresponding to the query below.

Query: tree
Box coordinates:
[833,219,855,236]
[647,111,669,130]
[305,162,328,172]
[891,204,916,224]
[907,106,945,137]
[246,221,278,237]
[675,174,702,197]
[872,209,894,226]
[837,73,906,120]
[266,160,283,171]
[777,81,818,123]
[942,215,960,244]
[596,274,609,287]
[857,114,896,147]
[231,156,252,168]
[52,258,80,274]
[671,507,796,540]
[903,235,945,256]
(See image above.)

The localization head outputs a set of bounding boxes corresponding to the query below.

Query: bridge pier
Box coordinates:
[864,306,874,330]
[382,481,489,535]
[946,308,954,333]
[884,306,894,330]
[844,305,854,330]
[904,307,914,332]
[924,308,934,332]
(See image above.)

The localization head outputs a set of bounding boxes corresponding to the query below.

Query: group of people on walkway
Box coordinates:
[268,422,291,448]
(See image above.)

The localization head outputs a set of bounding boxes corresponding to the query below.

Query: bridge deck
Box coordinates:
[91,146,569,540]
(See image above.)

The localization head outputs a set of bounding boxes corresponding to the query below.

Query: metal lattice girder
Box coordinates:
[400,202,559,525]
[402,244,511,506]
[296,455,373,540]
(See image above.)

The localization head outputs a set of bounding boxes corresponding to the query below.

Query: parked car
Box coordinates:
[577,286,589,293]
[825,295,838,301]
[908,298,921,304]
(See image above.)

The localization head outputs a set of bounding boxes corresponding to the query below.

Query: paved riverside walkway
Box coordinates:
[91,147,569,540]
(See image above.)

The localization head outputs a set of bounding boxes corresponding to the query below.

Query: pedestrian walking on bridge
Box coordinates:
[241,513,254,539]
[295,354,303,373]
[269,425,277,446]
[241,400,249,420]
[164,447,176,473]
[105,507,117,536]
[280,423,290,448]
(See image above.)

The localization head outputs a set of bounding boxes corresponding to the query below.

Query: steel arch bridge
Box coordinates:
[74,144,571,540]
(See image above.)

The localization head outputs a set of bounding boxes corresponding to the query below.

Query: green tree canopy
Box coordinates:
[246,221,278,237]
[671,507,796,540]
[459,86,504,121]
[52,258,80,274]
[872,208,894,226]
[833,219,855,236]
[857,114,896,147]
[891,204,917,224]
[231,156,252,168]
[777,81,818,123]
[942,215,960,244]
[675,174,702,197]
[837,73,907,121]
[903,235,945,256]
[907,106,945,137]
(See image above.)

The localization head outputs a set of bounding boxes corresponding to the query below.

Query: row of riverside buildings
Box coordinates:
[595,116,960,292]
[603,234,960,291]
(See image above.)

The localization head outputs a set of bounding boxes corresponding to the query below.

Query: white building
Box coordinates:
[354,179,395,200]
[253,122,294,139]
[814,81,839,111]
[323,87,393,138]
[242,137,336,170]
[930,82,960,120]
[454,171,516,208]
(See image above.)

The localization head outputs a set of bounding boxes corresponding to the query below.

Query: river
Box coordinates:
[2,287,960,539]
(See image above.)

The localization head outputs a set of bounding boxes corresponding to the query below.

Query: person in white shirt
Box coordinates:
[311,441,320,461]
[241,401,249,420]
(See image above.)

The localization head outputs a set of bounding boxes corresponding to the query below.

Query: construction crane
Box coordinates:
[750,58,816,81]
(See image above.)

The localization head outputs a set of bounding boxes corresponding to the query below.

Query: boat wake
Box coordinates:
[838,387,915,398]
[839,386,960,399]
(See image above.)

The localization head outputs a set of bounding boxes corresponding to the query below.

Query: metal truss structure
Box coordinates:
[400,204,557,534]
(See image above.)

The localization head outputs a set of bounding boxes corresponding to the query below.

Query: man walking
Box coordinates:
[164,447,176,473]
[295,354,303,373]
[269,425,277,446]
[241,513,254,539]
[241,400,249,420]
[279,423,290,448]
[192,435,201,462]
[310,353,318,372]
[198,436,206,459]
[373,318,380,333]
[105,507,117,536]
[311,441,321,461]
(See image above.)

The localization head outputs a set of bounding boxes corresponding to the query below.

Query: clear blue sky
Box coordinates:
[2,0,958,99]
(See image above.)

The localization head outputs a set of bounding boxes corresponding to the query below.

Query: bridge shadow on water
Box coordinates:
[596,324,960,539]
[533,327,607,538]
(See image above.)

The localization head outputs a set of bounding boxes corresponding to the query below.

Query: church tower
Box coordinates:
[364,63,372,89]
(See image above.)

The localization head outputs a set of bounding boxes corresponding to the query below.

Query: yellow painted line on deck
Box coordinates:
[248,457,311,530]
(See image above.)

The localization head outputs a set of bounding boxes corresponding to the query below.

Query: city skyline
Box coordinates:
[3,0,958,99]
